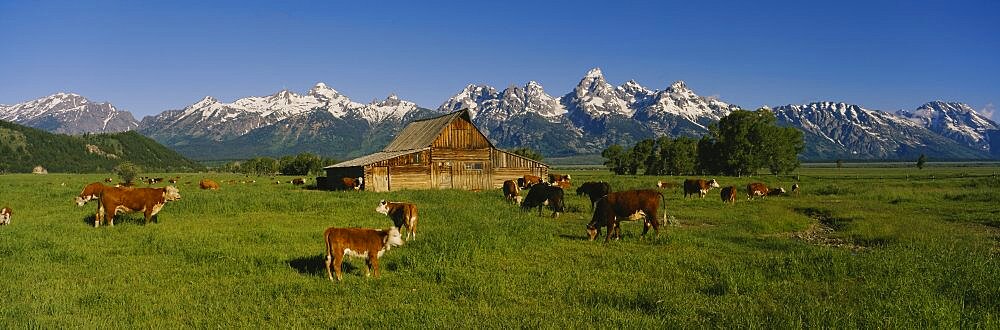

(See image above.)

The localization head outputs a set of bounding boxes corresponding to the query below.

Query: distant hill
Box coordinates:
[0,120,204,173]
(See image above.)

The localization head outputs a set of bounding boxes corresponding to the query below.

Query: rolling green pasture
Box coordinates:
[0,167,998,327]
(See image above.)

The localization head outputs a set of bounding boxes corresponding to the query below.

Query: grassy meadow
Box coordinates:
[0,166,998,327]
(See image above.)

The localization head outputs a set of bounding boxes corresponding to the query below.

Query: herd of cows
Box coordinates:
[502,175,799,243]
[0,172,799,281]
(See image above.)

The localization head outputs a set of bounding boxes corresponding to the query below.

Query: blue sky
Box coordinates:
[1,0,998,120]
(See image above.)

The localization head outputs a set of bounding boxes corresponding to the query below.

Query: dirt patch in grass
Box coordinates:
[789,207,865,251]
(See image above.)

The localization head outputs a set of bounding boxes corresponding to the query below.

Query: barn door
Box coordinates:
[458,161,485,191]
[437,165,452,189]
[368,167,390,192]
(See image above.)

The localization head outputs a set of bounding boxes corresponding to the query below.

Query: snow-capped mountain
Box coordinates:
[896,101,998,152]
[0,93,139,134]
[139,83,421,144]
[772,102,988,159]
[437,68,741,155]
[137,83,435,160]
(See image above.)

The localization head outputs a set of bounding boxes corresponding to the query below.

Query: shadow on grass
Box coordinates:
[288,254,359,277]
[79,213,156,227]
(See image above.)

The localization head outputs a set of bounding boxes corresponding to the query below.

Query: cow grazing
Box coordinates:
[0,207,11,225]
[518,175,543,189]
[548,173,571,183]
[340,177,364,190]
[502,180,522,204]
[292,178,306,185]
[587,190,666,242]
[76,182,110,206]
[555,180,572,190]
[323,226,404,281]
[521,183,565,218]
[720,186,737,203]
[747,182,769,200]
[199,179,220,190]
[767,187,787,196]
[98,186,181,227]
[375,200,418,241]
[104,178,113,183]
[791,183,800,195]
[683,179,720,198]
[576,181,612,210]
[655,180,678,189]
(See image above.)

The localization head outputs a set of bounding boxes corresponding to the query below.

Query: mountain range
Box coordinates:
[2,69,997,161]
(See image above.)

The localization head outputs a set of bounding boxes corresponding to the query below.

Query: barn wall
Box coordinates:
[388,165,432,190]
[489,149,548,188]
[432,117,492,150]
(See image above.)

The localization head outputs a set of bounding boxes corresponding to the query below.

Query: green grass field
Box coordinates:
[1,167,998,327]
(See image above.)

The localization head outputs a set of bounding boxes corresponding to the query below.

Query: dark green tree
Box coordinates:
[767,126,805,174]
[662,137,698,175]
[629,138,656,175]
[509,147,544,161]
[916,154,926,169]
[601,144,627,175]
[114,161,141,184]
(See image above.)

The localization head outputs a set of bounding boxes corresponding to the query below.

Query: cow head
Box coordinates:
[164,186,181,201]
[586,224,598,241]
[385,226,404,248]
[356,177,364,190]
[75,195,94,207]
[708,179,720,188]
[375,200,389,215]
[565,174,571,181]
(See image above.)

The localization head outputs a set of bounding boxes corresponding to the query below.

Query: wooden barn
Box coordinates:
[322,109,548,192]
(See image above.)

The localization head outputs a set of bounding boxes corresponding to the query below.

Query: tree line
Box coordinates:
[602,108,804,176]
[216,152,338,176]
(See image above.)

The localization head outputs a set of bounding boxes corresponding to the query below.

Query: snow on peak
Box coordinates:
[584,68,604,79]
[667,80,689,91]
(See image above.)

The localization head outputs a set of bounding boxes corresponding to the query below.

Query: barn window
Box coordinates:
[413,153,422,164]
[465,162,483,170]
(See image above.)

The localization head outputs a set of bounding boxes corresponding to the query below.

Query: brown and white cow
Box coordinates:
[292,178,307,185]
[791,183,800,195]
[767,187,787,196]
[655,180,678,189]
[576,181,611,210]
[747,182,769,200]
[554,180,572,190]
[104,177,114,183]
[587,190,666,242]
[98,186,181,227]
[720,186,737,203]
[0,207,11,225]
[548,173,571,183]
[76,182,123,222]
[517,175,543,189]
[199,179,220,190]
[502,180,522,205]
[376,200,418,241]
[340,177,364,190]
[683,179,720,198]
[521,183,565,218]
[323,226,404,281]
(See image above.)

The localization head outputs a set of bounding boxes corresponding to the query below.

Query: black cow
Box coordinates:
[520,182,565,218]
[576,181,611,210]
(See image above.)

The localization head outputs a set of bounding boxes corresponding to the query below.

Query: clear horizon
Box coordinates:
[1,0,997,120]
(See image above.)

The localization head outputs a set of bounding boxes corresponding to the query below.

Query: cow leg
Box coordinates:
[325,254,335,281]
[144,210,153,224]
[364,259,372,277]
[370,252,380,278]
[333,254,344,281]
[604,225,613,243]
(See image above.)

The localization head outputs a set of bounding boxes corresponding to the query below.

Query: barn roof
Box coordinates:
[383,109,493,152]
[325,148,428,168]
[325,109,500,169]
